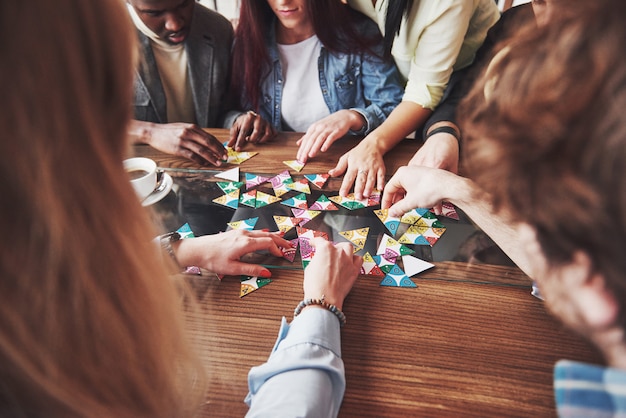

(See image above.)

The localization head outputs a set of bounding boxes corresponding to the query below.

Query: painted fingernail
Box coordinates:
[262,228,270,232]
[260,269,272,278]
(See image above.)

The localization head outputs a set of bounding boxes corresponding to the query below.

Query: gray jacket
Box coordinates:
[132,4,234,128]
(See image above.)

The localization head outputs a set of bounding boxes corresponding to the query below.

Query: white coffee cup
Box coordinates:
[123,157,157,200]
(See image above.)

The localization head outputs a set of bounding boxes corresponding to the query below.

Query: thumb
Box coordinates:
[328,156,348,176]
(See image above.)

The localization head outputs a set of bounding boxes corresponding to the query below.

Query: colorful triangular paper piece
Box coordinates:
[338,227,369,252]
[376,233,414,262]
[240,276,272,297]
[273,215,301,234]
[373,209,402,236]
[212,190,239,209]
[285,178,311,194]
[281,192,308,209]
[269,170,293,197]
[227,217,258,231]
[379,264,417,288]
[245,173,270,190]
[360,252,384,276]
[304,173,330,189]
[254,190,281,208]
[309,194,339,211]
[441,201,460,220]
[372,254,395,274]
[281,239,299,262]
[216,181,244,194]
[291,208,321,226]
[283,159,305,172]
[399,208,430,225]
[224,145,258,165]
[239,190,257,207]
[296,226,329,241]
[176,223,195,239]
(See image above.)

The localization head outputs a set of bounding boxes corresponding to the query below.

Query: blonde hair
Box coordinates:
[0,0,203,416]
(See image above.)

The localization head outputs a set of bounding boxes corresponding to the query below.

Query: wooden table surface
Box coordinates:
[132,130,603,417]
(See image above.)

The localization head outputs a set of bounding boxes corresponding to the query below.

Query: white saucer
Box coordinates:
[142,173,173,206]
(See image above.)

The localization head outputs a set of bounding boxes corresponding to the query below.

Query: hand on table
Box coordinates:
[296,110,365,163]
[139,121,228,166]
[328,140,385,200]
[174,229,291,278]
[227,111,276,151]
[382,165,463,217]
[302,238,363,310]
[408,133,459,174]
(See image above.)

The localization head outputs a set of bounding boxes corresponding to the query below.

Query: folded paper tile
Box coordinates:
[281,192,308,209]
[283,159,305,172]
[239,190,257,208]
[216,181,244,194]
[379,264,417,288]
[227,217,258,231]
[212,190,239,209]
[291,208,321,226]
[285,178,311,194]
[338,227,369,252]
[304,173,329,189]
[215,167,239,182]
[373,208,402,236]
[360,252,384,276]
[376,233,414,262]
[240,276,272,297]
[245,173,270,190]
[309,194,338,211]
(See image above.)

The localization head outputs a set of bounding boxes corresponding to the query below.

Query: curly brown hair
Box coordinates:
[460,1,626,327]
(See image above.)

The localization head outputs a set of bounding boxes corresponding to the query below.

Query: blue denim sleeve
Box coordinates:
[350,25,405,135]
[244,308,345,418]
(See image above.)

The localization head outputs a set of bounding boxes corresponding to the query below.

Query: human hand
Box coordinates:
[143,122,228,166]
[228,111,276,151]
[408,133,459,174]
[295,110,364,163]
[382,165,464,217]
[302,238,363,310]
[174,229,291,277]
[328,140,385,199]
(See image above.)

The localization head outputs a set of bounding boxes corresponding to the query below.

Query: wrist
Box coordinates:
[294,295,346,327]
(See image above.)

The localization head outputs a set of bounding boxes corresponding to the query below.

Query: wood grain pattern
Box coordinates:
[134,131,603,417]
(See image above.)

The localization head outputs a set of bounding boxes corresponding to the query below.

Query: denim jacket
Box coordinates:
[257,17,404,135]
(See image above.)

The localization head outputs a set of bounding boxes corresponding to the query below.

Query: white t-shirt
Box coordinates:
[277,35,330,132]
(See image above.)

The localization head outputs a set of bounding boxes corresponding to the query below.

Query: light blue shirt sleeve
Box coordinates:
[245,308,345,418]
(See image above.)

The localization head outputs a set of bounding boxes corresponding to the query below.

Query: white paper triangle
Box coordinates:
[215,167,239,182]
[402,255,435,277]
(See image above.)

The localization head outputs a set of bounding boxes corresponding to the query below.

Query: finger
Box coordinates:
[191,128,228,159]
[227,125,239,148]
[362,170,377,199]
[376,167,386,193]
[353,169,367,200]
[234,122,250,151]
[319,130,341,153]
[296,133,313,162]
[328,156,348,178]
[306,131,328,159]
[431,202,443,216]
[340,167,358,197]
[231,261,273,279]
[257,124,276,143]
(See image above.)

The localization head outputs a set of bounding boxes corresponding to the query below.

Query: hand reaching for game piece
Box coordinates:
[173,229,291,278]
[228,111,276,151]
[302,238,363,310]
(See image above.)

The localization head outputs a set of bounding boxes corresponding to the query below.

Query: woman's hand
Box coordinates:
[329,139,386,200]
[302,238,363,310]
[296,110,365,163]
[173,229,290,278]
[228,111,276,151]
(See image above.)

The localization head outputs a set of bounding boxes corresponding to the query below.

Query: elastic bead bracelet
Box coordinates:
[293,295,346,327]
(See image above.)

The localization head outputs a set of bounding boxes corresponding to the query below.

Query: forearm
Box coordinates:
[246,309,345,417]
[362,101,432,154]
[128,119,154,145]
[446,177,535,279]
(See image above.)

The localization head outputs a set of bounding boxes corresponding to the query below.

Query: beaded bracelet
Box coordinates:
[159,231,181,266]
[293,294,346,327]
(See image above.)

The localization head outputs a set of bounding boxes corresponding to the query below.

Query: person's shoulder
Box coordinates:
[193,3,233,34]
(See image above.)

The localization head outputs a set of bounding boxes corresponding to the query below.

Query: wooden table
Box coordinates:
[133,130,603,417]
